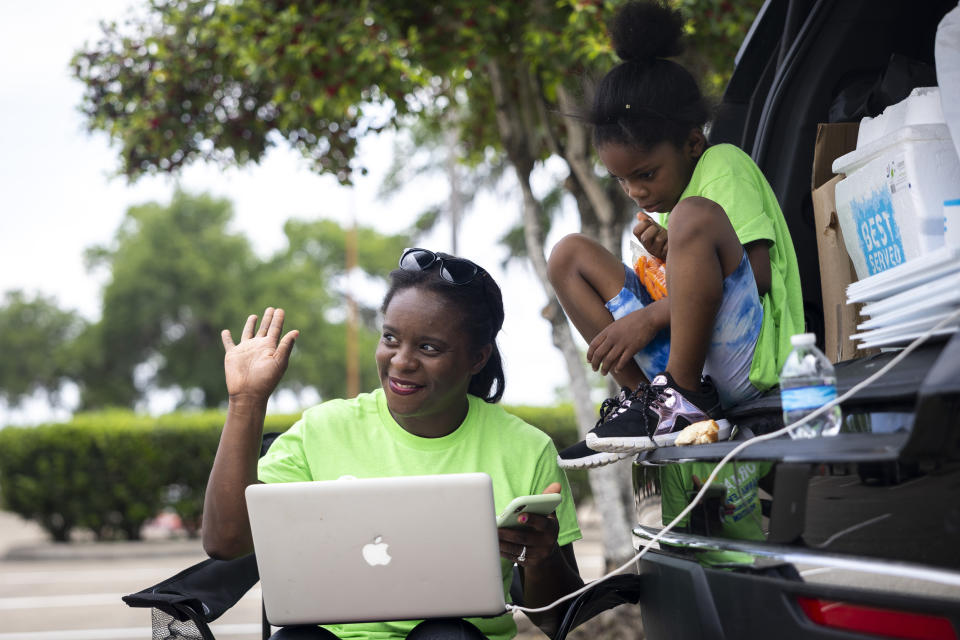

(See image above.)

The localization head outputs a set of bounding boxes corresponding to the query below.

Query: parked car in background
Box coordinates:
[629,1,960,638]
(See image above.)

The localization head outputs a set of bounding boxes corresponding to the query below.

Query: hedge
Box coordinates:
[0,410,298,541]
[0,404,582,542]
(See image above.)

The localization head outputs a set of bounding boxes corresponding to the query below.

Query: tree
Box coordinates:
[73,0,763,567]
[78,189,259,408]
[0,291,86,407]
[78,189,408,409]
[255,217,409,399]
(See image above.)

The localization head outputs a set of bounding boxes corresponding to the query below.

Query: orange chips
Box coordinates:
[634,255,668,300]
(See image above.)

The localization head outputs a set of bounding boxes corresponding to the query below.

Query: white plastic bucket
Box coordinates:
[832,123,960,280]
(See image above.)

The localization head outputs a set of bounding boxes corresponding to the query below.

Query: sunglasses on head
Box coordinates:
[398,248,485,285]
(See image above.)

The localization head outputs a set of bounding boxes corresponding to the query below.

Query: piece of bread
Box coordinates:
[675,419,720,446]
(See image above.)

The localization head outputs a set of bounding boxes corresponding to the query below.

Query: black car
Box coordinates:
[629,1,960,638]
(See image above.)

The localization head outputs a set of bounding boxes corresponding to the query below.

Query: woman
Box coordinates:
[202,248,583,639]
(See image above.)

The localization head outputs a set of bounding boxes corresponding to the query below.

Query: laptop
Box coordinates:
[245,472,507,626]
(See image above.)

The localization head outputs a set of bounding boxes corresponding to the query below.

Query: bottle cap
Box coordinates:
[790,333,816,347]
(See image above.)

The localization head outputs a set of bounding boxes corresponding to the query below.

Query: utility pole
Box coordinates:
[345,201,360,398]
[445,122,462,255]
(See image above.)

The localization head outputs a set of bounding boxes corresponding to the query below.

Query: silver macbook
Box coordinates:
[245,472,507,626]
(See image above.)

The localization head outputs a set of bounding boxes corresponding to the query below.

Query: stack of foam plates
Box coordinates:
[847,246,960,349]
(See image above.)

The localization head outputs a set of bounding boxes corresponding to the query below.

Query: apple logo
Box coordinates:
[361,536,391,566]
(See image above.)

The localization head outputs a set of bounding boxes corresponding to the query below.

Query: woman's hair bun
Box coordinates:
[610,1,685,63]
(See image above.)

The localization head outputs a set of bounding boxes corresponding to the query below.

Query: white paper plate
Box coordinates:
[858,294,960,331]
[852,310,958,341]
[847,246,960,303]
[860,273,960,319]
[857,326,959,349]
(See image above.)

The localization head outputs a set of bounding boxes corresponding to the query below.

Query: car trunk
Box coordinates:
[630,1,960,637]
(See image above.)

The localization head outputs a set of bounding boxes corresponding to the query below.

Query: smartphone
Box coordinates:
[496,493,562,528]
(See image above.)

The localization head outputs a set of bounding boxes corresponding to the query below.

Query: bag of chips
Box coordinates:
[629,236,667,301]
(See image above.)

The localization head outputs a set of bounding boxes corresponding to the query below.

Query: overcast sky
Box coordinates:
[0,1,600,425]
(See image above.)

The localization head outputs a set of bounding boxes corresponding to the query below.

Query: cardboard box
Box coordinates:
[810,123,878,362]
[812,174,863,362]
[811,123,859,191]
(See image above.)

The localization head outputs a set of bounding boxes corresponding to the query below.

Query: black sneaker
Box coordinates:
[585,372,729,453]
[557,440,633,469]
[556,387,635,469]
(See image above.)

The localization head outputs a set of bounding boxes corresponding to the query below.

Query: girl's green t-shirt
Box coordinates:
[657,143,805,390]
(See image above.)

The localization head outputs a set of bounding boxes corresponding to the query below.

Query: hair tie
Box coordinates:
[621,103,668,120]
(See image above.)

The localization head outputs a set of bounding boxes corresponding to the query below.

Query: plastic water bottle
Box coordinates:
[779,333,842,438]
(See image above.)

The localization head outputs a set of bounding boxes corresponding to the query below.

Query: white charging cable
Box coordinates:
[507,307,960,615]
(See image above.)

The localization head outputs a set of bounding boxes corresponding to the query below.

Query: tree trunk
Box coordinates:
[487,60,635,566]
[555,86,622,252]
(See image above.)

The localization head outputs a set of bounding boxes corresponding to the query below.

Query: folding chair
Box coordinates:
[123,552,265,640]
[123,432,280,640]
[125,562,641,640]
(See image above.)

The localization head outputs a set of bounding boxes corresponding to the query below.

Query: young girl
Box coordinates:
[551,1,804,468]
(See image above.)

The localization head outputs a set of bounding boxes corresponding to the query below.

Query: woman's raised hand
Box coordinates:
[221,307,299,401]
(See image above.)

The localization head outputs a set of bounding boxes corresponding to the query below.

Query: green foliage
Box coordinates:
[73,0,424,183]
[78,190,258,408]
[0,414,165,541]
[0,292,87,406]
[255,218,409,399]
[0,409,300,541]
[73,189,408,409]
[72,1,612,183]
[72,1,760,185]
[0,404,585,541]
[673,0,767,95]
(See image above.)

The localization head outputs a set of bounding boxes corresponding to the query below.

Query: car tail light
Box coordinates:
[797,597,957,640]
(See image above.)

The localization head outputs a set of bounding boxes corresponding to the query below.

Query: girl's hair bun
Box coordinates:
[610,1,685,63]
